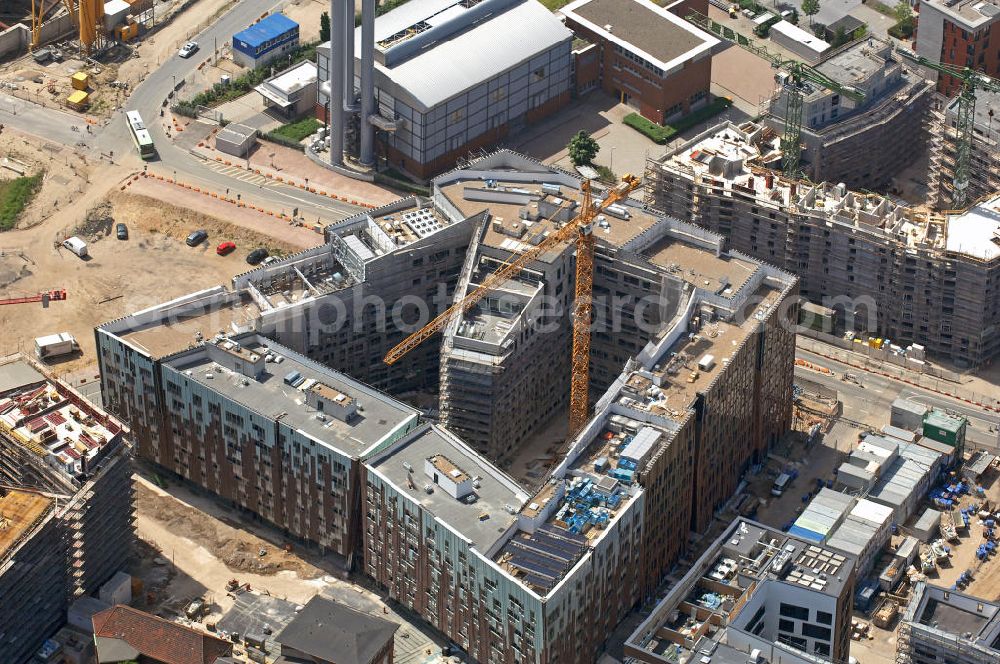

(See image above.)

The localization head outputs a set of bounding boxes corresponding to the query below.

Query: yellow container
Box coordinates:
[66,90,89,110]
[71,72,89,91]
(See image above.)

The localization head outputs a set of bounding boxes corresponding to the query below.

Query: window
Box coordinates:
[816,611,832,625]
[802,624,831,641]
[531,67,546,82]
[779,619,796,633]
[780,604,809,620]
[814,643,830,657]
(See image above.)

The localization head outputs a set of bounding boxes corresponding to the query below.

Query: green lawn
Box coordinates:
[623,98,733,145]
[0,173,43,231]
[271,117,322,143]
[539,0,572,9]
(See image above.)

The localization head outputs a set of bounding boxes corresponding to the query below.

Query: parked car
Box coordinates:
[261,255,280,266]
[216,241,236,256]
[246,248,269,265]
[62,236,88,258]
[115,223,128,240]
[186,229,208,247]
[178,41,199,58]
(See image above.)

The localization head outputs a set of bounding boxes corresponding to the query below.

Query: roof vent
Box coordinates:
[604,23,613,32]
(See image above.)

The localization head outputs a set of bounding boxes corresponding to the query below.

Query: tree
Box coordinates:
[801,0,820,25]
[893,0,913,23]
[320,11,330,42]
[567,130,599,167]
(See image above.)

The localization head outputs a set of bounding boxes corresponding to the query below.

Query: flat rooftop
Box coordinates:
[369,424,527,552]
[814,39,889,90]
[117,293,257,359]
[619,286,783,422]
[949,87,1000,137]
[924,0,999,27]
[908,583,1000,649]
[562,0,716,70]
[0,361,44,395]
[0,490,53,559]
[164,334,417,458]
[626,518,854,663]
[438,179,658,253]
[945,194,1000,261]
[645,235,757,294]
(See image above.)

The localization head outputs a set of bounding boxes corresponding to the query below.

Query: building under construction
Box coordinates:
[928,87,1000,210]
[97,150,797,664]
[764,38,932,191]
[0,357,134,664]
[645,120,1000,367]
[897,581,1000,664]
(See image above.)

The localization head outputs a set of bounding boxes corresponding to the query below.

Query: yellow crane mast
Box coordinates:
[384,174,640,437]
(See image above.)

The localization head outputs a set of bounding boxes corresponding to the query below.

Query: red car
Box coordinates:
[216,241,236,256]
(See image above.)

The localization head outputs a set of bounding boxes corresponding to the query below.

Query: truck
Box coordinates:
[34,333,79,361]
[62,236,88,258]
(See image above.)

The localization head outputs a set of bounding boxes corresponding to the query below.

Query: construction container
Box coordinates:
[71,72,89,91]
[66,90,89,111]
[923,410,967,449]
[34,333,80,360]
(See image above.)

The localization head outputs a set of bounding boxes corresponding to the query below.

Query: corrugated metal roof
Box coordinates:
[838,464,874,481]
[356,0,572,111]
[914,508,941,531]
[234,13,298,48]
[882,425,917,443]
[620,426,661,464]
[925,410,966,432]
[892,398,927,416]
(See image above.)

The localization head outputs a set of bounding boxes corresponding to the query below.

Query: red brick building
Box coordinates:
[915,0,1000,96]
[562,0,718,124]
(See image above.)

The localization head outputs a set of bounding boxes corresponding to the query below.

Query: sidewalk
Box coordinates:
[195,137,402,207]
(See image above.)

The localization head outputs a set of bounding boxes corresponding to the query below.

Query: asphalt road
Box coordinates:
[796,347,1000,450]
[1,0,362,223]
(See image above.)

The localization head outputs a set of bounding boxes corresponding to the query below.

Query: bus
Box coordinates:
[125,110,155,159]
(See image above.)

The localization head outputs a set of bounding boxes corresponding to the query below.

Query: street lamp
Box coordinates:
[609,147,616,174]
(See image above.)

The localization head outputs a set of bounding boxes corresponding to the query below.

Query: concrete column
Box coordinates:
[328,0,345,166]
[342,0,355,110]
[359,0,376,166]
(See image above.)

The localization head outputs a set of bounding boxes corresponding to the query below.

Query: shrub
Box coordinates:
[623,98,733,145]
[270,117,321,143]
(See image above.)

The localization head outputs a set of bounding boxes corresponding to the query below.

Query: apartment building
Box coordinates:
[432,152,796,478]
[317,0,573,179]
[0,358,135,664]
[765,38,932,190]
[561,0,717,124]
[97,151,796,664]
[928,87,1000,209]
[897,582,1000,664]
[645,120,1000,366]
[625,518,857,664]
[915,0,1000,96]
[96,329,419,561]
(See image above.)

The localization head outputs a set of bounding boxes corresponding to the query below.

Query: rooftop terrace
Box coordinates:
[163,334,418,458]
[369,424,528,553]
[0,489,53,560]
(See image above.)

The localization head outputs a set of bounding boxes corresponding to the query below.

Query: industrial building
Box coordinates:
[255,60,318,120]
[790,489,894,577]
[560,0,717,124]
[624,518,857,664]
[764,38,933,190]
[928,88,1000,210]
[232,13,300,69]
[0,358,134,664]
[644,120,1000,366]
[318,0,573,178]
[915,0,1000,96]
[97,150,797,664]
[897,582,1000,664]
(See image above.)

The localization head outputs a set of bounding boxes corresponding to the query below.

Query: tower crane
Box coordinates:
[686,11,864,177]
[383,175,641,437]
[893,48,1000,210]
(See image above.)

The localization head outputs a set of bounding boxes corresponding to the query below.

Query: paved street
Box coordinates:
[796,345,1000,450]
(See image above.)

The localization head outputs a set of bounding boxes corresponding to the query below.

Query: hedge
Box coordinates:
[261,131,306,152]
[270,117,321,143]
[623,97,733,145]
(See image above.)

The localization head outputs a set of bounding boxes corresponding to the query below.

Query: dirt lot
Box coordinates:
[0,125,308,376]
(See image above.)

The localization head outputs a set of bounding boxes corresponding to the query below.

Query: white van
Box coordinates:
[62,236,88,258]
[771,473,792,497]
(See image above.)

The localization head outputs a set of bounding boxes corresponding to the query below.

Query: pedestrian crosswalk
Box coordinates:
[207,162,292,190]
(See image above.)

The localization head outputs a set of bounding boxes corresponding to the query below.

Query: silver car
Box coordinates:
[178,41,199,58]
